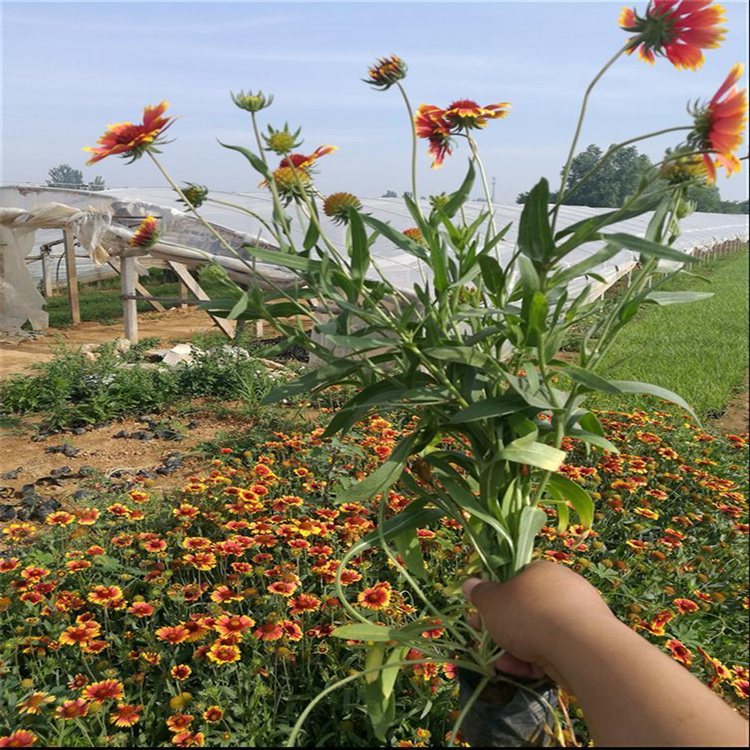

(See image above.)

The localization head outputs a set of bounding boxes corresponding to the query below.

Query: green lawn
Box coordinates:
[599,250,749,419]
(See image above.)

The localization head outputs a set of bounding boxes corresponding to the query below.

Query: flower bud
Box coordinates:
[323,192,362,225]
[364,55,407,90]
[231,89,274,113]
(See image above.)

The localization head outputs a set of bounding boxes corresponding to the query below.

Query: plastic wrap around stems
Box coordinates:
[0,225,49,333]
[457,668,559,747]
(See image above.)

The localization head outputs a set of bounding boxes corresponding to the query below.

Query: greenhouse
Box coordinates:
[1,183,747,338]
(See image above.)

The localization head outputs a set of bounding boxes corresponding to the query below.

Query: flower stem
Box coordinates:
[552,44,629,232]
[396,82,423,218]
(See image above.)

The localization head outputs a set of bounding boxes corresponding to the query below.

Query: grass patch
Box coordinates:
[43,270,227,327]
[595,250,749,420]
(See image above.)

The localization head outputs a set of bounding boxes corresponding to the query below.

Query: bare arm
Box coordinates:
[463,562,749,747]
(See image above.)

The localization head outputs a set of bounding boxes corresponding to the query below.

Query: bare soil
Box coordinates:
[0,308,279,378]
[0,413,248,502]
[709,369,749,436]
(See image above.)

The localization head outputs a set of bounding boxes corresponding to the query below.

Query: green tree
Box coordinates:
[381,190,397,198]
[88,175,107,192]
[46,164,85,189]
[46,163,107,191]
[560,144,653,208]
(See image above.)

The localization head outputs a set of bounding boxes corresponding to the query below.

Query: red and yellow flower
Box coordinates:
[110,703,142,727]
[84,101,175,165]
[207,642,241,665]
[688,63,747,182]
[129,217,161,250]
[0,731,37,747]
[82,679,124,703]
[619,1,727,69]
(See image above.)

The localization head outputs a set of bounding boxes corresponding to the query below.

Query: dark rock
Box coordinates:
[77,466,95,477]
[114,430,130,439]
[186,421,199,430]
[1,467,22,480]
[73,427,87,435]
[0,505,18,521]
[60,444,80,458]
[32,500,61,522]
[137,470,158,480]
[73,489,95,500]
[20,484,36,497]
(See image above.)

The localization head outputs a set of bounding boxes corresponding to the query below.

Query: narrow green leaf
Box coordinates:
[604,233,698,264]
[361,214,429,261]
[562,365,623,394]
[336,434,416,505]
[423,347,493,369]
[547,473,595,528]
[242,244,322,272]
[217,141,272,180]
[393,528,428,580]
[518,178,555,263]
[442,161,476,218]
[644,291,714,306]
[513,506,547,572]
[499,438,566,471]
[607,379,698,421]
[448,394,528,424]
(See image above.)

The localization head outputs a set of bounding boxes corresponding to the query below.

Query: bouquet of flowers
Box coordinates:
[85,2,746,745]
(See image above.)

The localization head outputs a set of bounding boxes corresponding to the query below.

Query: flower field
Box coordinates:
[0,400,747,747]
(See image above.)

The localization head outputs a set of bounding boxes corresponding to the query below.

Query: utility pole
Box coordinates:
[491,176,496,203]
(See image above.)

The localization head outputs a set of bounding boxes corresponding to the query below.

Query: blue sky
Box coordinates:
[2,1,748,203]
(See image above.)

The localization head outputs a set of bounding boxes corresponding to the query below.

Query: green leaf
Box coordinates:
[499,438,566,471]
[607,379,698,421]
[348,208,371,285]
[604,233,698,264]
[242,244,322,272]
[393,528,428,579]
[361,214,429,261]
[518,178,555,263]
[562,365,623,394]
[448,394,528,424]
[567,427,619,453]
[332,624,407,642]
[261,361,360,404]
[442,161,476,218]
[336,434,416,505]
[547,473,595,528]
[217,141,272,180]
[644,291,714,306]
[440,478,514,550]
[227,293,248,320]
[526,291,548,333]
[513,506,547,572]
[302,217,320,252]
[549,243,623,286]
[423,346,492,369]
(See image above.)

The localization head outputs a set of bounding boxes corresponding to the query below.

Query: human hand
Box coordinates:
[462,560,616,686]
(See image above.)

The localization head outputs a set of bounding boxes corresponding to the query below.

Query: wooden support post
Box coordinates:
[63,228,80,324]
[255,321,264,339]
[626,270,632,288]
[166,261,235,338]
[41,249,54,298]
[121,256,139,343]
[107,261,165,312]
[178,276,189,309]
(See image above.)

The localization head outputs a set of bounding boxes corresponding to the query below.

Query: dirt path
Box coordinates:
[0,308,279,378]
[710,369,749,435]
